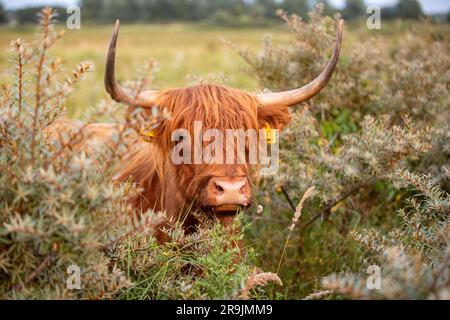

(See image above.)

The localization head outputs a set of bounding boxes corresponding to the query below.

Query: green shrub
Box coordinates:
[318,169,449,299]
[230,4,449,298]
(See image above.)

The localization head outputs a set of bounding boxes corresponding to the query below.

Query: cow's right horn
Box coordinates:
[256,19,344,108]
[105,20,159,108]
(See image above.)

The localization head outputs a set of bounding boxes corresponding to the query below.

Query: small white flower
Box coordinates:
[256,205,264,214]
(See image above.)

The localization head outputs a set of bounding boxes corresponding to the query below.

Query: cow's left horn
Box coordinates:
[256,19,344,107]
[105,20,159,108]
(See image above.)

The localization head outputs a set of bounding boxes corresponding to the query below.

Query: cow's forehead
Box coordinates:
[159,84,259,125]
[152,84,262,154]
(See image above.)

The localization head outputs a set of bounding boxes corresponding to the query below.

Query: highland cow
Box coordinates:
[48,19,343,246]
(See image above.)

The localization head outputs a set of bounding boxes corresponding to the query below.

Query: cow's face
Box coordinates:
[146,85,292,217]
[104,19,343,220]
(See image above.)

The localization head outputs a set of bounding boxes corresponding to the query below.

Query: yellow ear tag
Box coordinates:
[264,123,276,145]
[140,130,155,140]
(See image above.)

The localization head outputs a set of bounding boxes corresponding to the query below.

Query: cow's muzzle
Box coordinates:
[207,177,251,213]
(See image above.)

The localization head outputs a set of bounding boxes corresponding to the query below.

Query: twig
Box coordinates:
[31,13,51,162]
[428,249,450,294]
[301,177,377,231]
[17,50,24,116]
[281,185,296,212]
[12,251,54,291]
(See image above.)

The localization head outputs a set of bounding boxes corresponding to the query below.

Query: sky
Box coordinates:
[1,0,449,15]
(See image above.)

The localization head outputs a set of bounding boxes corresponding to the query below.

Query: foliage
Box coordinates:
[11,6,67,25]
[5,0,429,25]
[395,0,423,20]
[278,0,309,19]
[231,4,443,199]
[342,0,366,20]
[81,0,266,24]
[0,3,7,25]
[0,8,130,299]
[319,169,449,300]
[116,215,281,300]
[231,4,449,299]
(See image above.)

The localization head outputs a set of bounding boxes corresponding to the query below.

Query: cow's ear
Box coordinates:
[257,105,292,130]
[125,105,166,144]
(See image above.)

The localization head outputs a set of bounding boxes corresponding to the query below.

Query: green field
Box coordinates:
[0,20,428,118]
[0,23,291,117]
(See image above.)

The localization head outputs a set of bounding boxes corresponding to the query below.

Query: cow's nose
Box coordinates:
[209,177,250,208]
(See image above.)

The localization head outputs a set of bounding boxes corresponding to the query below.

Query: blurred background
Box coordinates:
[0,0,449,117]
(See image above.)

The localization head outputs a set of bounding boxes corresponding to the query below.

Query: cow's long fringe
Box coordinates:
[116,84,262,213]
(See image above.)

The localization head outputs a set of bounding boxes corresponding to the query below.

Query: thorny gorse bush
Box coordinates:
[229,4,449,298]
[318,169,449,299]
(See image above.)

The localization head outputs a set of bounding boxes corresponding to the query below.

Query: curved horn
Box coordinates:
[256,19,344,107]
[105,20,158,108]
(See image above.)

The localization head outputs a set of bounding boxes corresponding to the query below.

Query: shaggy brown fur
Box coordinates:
[115,84,291,238]
[46,84,291,245]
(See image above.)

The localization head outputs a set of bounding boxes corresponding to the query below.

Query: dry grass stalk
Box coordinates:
[238,271,282,300]
[277,186,315,274]
[290,186,316,231]
[31,7,62,161]
[303,289,334,300]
